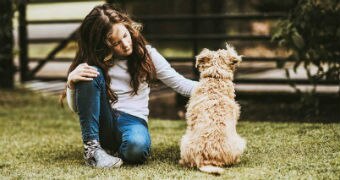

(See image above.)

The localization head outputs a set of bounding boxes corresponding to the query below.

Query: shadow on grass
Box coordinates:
[149,91,340,123]
[151,144,181,164]
[238,93,340,123]
[49,148,83,165]
[46,143,182,167]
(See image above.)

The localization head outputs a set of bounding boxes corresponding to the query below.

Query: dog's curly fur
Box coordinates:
[179,44,246,174]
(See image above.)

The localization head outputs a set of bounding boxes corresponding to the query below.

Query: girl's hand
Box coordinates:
[67,63,99,89]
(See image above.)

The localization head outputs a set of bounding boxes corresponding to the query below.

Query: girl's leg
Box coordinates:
[115,111,151,164]
[75,67,122,168]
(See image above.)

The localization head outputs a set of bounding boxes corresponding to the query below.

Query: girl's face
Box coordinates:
[110,23,133,58]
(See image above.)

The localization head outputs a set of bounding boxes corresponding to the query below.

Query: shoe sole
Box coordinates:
[85,159,123,168]
[112,158,123,168]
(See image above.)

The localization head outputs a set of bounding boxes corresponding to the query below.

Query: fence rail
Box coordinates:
[32,76,340,86]
[29,0,103,4]
[29,57,296,63]
[28,34,271,44]
[27,13,286,24]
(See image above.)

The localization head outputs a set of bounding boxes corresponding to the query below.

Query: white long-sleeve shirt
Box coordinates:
[67,45,198,121]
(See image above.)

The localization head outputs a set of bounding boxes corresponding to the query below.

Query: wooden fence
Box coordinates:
[18,0,339,86]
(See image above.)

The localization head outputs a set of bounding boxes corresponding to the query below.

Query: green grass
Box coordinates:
[0,89,339,179]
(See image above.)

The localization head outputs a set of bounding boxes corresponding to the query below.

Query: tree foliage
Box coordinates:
[272,0,340,94]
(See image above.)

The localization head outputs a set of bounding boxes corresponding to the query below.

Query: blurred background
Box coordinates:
[1,0,339,121]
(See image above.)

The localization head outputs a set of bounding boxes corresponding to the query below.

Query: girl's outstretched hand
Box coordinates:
[67,63,99,89]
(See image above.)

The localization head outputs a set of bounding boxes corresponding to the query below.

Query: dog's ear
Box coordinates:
[215,43,242,71]
[225,43,242,66]
[195,48,212,68]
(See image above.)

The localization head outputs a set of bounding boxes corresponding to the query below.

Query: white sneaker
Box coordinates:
[83,140,123,168]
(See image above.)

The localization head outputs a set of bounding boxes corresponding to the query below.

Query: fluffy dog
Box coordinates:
[179,44,246,175]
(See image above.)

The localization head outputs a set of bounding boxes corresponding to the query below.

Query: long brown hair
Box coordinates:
[60,3,156,106]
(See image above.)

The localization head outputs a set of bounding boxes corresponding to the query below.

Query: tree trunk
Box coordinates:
[0,0,15,89]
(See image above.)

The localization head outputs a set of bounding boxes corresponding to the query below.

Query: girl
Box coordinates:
[61,4,197,168]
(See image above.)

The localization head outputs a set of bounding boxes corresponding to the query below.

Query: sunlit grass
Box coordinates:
[0,89,339,179]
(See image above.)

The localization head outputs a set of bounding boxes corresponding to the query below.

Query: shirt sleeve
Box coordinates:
[147,45,198,97]
[66,87,77,112]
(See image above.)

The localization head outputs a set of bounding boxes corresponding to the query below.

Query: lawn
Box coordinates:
[0,89,339,179]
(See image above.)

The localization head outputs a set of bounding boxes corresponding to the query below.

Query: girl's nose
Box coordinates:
[121,39,129,49]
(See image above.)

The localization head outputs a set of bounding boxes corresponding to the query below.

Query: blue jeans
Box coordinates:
[75,67,151,164]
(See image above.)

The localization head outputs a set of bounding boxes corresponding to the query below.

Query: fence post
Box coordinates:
[0,0,15,88]
[212,0,226,49]
[192,0,199,78]
[18,0,29,82]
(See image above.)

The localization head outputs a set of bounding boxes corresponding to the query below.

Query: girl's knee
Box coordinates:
[91,66,103,76]
[120,137,151,164]
[75,66,105,89]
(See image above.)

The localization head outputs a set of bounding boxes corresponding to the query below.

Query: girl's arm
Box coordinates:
[66,87,77,112]
[147,45,198,97]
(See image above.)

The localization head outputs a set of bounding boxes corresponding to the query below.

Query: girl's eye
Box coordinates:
[111,33,128,46]
[112,41,120,46]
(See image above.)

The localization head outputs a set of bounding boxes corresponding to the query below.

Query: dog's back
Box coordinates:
[179,45,246,174]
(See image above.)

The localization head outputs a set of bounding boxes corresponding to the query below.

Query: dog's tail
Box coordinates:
[198,165,224,175]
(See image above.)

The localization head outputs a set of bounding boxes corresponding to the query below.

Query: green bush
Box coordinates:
[272,0,340,94]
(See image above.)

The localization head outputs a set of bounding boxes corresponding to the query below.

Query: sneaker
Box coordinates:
[83,140,123,168]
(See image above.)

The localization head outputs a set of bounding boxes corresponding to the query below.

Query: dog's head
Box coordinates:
[195,43,242,79]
